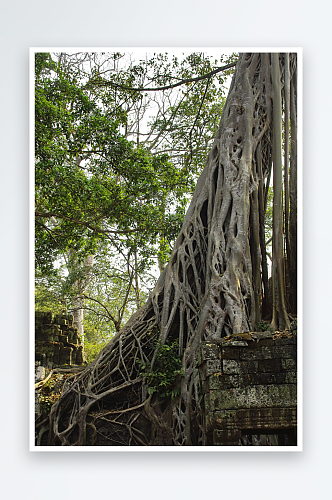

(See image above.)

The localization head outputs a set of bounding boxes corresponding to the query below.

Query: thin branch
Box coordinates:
[86,62,237,93]
[36,212,140,235]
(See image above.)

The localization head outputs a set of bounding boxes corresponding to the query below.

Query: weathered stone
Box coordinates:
[248,372,286,385]
[57,318,68,326]
[36,312,85,367]
[208,390,224,412]
[209,407,297,435]
[202,342,220,360]
[285,372,297,384]
[43,312,55,324]
[222,340,248,347]
[214,384,297,411]
[35,366,46,382]
[208,373,223,390]
[274,337,297,346]
[205,359,222,376]
[254,338,275,346]
[197,342,220,366]
[59,346,73,365]
[257,358,282,373]
[246,360,259,373]
[76,346,84,365]
[221,347,240,360]
[213,428,241,446]
[281,358,297,371]
[240,349,269,360]
[273,345,296,359]
[223,359,241,374]
[208,373,240,390]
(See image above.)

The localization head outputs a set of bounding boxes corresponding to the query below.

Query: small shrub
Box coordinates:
[256,321,270,332]
[139,339,184,399]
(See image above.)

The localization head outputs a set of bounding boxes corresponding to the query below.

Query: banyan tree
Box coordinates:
[43,52,297,446]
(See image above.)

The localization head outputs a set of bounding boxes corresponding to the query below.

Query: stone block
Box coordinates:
[274,337,297,346]
[215,384,297,411]
[223,359,242,375]
[223,374,242,389]
[43,312,55,324]
[53,352,60,365]
[197,343,220,365]
[285,372,297,384]
[208,373,223,391]
[208,373,240,390]
[257,358,282,373]
[221,346,240,360]
[248,372,286,385]
[60,346,73,365]
[57,318,68,326]
[35,366,46,382]
[274,345,296,359]
[246,360,259,373]
[240,349,267,361]
[213,428,241,446]
[205,359,222,376]
[222,340,248,347]
[255,338,275,346]
[204,394,213,413]
[202,342,220,360]
[208,390,224,412]
[71,350,77,364]
[211,407,297,435]
[261,346,275,359]
[281,358,297,371]
[76,346,84,365]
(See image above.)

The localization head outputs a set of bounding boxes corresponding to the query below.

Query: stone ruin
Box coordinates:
[35,311,85,367]
[198,331,297,446]
[34,312,297,446]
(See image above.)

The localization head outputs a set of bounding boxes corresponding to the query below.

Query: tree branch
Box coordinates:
[86,62,237,93]
[35,212,140,235]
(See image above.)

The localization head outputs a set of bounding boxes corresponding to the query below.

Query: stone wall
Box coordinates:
[198,332,297,446]
[35,312,85,367]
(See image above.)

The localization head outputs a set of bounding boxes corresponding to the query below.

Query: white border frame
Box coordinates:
[30,47,303,452]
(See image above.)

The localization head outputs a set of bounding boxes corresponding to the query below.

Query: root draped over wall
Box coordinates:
[42,53,297,446]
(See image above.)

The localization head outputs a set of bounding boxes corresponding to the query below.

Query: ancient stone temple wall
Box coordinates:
[35,312,85,367]
[198,332,297,446]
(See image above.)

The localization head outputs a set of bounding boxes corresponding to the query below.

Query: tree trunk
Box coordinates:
[270,53,290,331]
[68,254,94,344]
[289,65,297,314]
[47,53,297,447]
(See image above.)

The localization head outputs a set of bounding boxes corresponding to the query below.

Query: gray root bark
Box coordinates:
[289,66,297,313]
[46,53,297,447]
[270,54,290,331]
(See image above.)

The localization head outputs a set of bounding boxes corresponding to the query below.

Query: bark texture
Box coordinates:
[44,53,297,446]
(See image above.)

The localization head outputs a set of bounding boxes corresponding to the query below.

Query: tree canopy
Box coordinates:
[35,50,237,348]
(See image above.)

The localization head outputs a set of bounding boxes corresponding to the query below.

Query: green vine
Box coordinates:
[139,339,184,399]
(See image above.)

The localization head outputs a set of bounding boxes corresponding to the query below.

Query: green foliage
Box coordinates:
[139,338,184,399]
[84,338,109,364]
[38,376,60,415]
[34,51,195,277]
[35,280,66,314]
[256,320,270,332]
[34,50,236,353]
